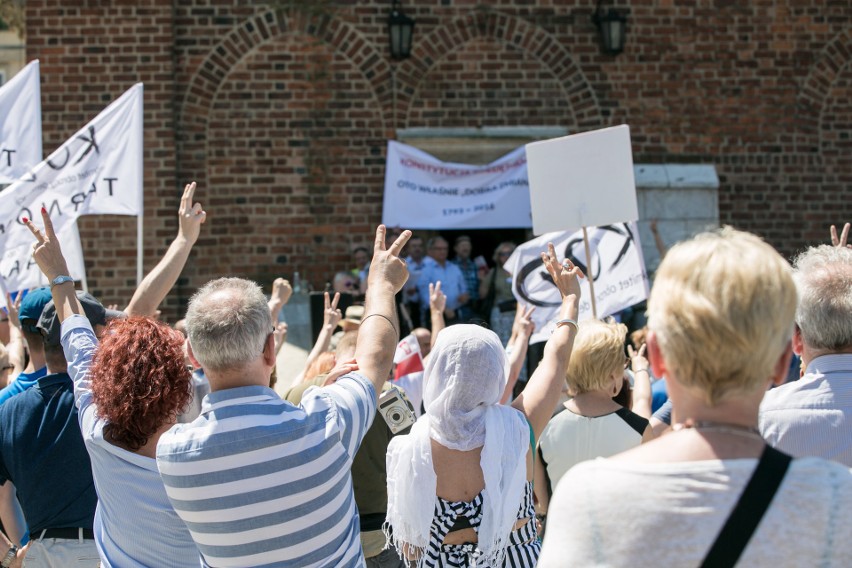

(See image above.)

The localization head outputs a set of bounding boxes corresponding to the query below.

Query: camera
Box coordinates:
[378,386,416,434]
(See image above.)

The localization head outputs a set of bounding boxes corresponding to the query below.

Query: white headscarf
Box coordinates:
[385,325,529,567]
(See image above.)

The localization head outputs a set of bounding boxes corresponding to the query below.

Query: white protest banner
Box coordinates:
[0,60,42,184]
[382,141,531,229]
[526,125,638,235]
[0,83,143,254]
[0,222,86,293]
[506,222,649,344]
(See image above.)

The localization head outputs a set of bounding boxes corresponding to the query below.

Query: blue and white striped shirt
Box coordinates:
[156,373,376,567]
[61,315,201,568]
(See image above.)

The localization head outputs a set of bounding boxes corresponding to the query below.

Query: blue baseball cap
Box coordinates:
[19,288,53,331]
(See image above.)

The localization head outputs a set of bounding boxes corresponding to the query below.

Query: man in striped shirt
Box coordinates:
[760,241,852,465]
[157,226,411,568]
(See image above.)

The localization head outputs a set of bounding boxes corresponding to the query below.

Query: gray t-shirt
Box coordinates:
[539,456,852,566]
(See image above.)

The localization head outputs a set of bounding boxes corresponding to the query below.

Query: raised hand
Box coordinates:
[429,281,446,314]
[830,223,851,249]
[367,225,412,293]
[271,278,293,306]
[322,358,360,386]
[323,292,342,328]
[540,242,584,300]
[24,208,71,283]
[177,181,207,245]
[4,292,23,330]
[628,343,649,374]
[513,303,536,339]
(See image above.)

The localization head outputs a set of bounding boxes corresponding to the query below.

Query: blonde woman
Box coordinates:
[534,319,653,517]
[539,228,852,566]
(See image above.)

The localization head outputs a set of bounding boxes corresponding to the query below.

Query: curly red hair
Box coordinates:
[90,316,192,451]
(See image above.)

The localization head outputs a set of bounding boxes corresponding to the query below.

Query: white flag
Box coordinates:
[506,222,649,344]
[0,83,143,252]
[0,60,42,184]
[0,223,86,293]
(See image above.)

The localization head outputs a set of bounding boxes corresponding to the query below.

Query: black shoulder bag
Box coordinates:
[699,445,793,568]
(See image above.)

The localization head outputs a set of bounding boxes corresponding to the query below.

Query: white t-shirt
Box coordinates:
[539,456,852,567]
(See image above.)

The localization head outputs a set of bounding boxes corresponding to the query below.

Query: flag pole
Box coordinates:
[136,214,143,285]
[135,84,144,286]
[582,226,598,319]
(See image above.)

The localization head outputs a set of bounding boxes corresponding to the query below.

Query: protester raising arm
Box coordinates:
[268,277,292,323]
[293,292,342,383]
[124,181,206,316]
[628,343,653,423]
[428,281,446,351]
[512,243,583,439]
[355,226,411,394]
[502,304,535,404]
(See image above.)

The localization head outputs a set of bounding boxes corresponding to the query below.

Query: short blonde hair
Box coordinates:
[566,319,627,395]
[648,227,796,405]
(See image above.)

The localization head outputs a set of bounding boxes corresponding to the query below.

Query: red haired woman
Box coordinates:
[24,208,201,567]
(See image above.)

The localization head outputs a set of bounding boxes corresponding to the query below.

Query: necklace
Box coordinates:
[673,420,764,440]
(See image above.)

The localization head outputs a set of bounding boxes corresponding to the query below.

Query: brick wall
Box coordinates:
[25,1,852,319]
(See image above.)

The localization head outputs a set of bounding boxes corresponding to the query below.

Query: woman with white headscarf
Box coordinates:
[385,244,582,567]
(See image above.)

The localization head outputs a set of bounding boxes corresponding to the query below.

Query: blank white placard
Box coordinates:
[526,124,638,235]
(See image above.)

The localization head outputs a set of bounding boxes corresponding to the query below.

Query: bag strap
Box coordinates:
[700,445,792,568]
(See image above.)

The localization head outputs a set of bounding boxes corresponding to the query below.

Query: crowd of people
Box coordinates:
[0,180,849,567]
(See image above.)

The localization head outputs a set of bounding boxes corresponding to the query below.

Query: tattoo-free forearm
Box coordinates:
[355,284,399,393]
[124,236,194,316]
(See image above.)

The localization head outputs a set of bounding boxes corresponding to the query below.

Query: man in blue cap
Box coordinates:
[0,288,52,407]
[0,291,107,567]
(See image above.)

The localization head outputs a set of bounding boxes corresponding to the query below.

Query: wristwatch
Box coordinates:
[50,275,75,289]
[1,545,18,568]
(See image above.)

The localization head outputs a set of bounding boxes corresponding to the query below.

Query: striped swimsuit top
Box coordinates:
[422,480,540,567]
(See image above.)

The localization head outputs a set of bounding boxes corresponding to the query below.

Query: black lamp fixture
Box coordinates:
[388,1,415,60]
[592,0,628,55]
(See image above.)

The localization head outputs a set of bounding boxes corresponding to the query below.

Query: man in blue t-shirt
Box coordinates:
[0,293,107,567]
[0,287,52,407]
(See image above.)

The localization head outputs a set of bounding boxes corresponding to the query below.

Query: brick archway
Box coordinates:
[394,10,602,131]
[796,26,852,154]
[179,8,392,181]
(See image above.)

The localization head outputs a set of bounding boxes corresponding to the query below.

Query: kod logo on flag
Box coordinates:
[0,60,42,184]
[506,222,649,344]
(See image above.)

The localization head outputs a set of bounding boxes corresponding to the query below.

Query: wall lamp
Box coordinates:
[388,1,415,60]
[592,1,628,55]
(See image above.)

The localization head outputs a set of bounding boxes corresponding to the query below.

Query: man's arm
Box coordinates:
[428,281,446,352]
[0,482,24,548]
[267,278,292,323]
[355,226,411,394]
[124,182,206,316]
[502,304,535,404]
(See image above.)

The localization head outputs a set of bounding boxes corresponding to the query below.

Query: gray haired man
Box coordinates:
[156,226,411,567]
[759,240,852,465]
